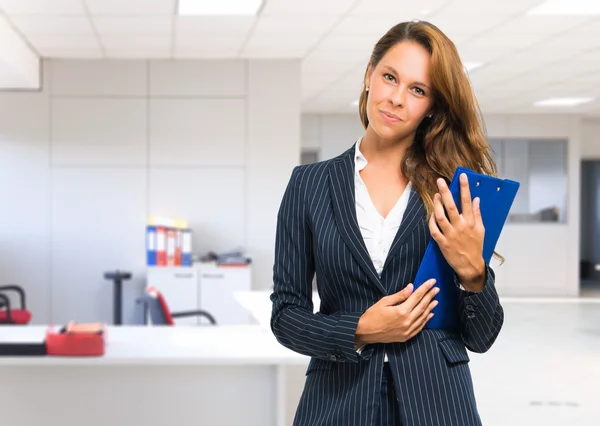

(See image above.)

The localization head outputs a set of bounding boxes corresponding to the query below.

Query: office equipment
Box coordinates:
[414,167,520,329]
[104,270,132,325]
[0,285,32,325]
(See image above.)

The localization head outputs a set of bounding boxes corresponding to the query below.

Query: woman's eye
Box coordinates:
[384,73,396,83]
[412,87,426,96]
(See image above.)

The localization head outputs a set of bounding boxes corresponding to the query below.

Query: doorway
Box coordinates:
[580,160,600,297]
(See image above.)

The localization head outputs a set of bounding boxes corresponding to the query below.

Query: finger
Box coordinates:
[437,178,460,224]
[429,212,447,246]
[407,312,435,339]
[401,279,436,311]
[381,284,414,306]
[459,173,474,226]
[409,286,439,320]
[473,197,484,230]
[433,192,453,235]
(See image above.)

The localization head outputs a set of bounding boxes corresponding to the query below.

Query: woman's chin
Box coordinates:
[370,121,406,141]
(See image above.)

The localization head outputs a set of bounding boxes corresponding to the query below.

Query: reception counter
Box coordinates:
[0,325,309,426]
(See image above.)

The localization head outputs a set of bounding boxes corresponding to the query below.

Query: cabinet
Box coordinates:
[146,263,251,325]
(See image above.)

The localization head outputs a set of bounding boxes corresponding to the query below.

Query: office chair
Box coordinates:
[139,286,217,326]
[0,285,32,325]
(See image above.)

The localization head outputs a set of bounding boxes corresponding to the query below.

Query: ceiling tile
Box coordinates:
[100,34,170,50]
[334,14,415,36]
[27,34,99,50]
[261,0,355,15]
[461,31,550,51]
[175,16,256,35]
[315,33,380,53]
[253,14,339,35]
[93,16,172,34]
[351,0,450,16]
[105,48,171,58]
[240,46,309,58]
[85,0,175,15]
[444,0,543,16]
[11,15,94,35]
[176,35,246,50]
[38,47,103,58]
[174,48,240,59]
[0,0,85,14]
[428,13,512,38]
[492,15,595,35]
[244,33,321,50]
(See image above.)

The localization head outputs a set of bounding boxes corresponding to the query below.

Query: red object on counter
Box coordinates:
[45,323,106,356]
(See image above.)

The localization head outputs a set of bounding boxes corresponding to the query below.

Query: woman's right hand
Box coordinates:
[354,279,439,346]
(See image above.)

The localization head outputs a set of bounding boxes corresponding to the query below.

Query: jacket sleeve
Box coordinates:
[455,264,504,353]
[270,166,363,363]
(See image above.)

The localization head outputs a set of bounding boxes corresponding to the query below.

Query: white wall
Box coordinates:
[302,112,583,297]
[0,59,300,325]
[582,119,600,160]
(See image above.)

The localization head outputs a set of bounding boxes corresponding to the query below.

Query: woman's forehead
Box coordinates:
[378,42,431,83]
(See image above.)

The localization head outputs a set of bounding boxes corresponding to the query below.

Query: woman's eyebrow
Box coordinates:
[383,65,431,90]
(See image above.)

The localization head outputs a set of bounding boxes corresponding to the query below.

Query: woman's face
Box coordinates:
[365,41,434,142]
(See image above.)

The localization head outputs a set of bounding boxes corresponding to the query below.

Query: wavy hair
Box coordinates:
[358,20,503,263]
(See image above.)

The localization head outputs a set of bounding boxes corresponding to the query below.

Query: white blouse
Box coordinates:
[354,137,412,276]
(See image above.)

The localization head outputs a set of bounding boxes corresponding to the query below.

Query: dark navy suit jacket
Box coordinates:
[270,145,504,426]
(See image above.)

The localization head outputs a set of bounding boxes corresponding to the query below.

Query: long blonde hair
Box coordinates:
[359,20,503,263]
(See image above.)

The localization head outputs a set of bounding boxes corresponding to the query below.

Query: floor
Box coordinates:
[470,296,600,425]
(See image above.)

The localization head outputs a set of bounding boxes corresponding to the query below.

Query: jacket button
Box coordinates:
[329,354,337,361]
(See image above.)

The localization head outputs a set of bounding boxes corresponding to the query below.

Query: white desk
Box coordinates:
[0,325,309,426]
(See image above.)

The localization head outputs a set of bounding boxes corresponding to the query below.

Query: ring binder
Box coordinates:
[413,167,520,330]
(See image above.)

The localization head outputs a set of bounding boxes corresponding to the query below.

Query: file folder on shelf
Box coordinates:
[413,167,520,330]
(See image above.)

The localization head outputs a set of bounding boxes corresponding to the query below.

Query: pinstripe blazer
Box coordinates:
[270,144,504,426]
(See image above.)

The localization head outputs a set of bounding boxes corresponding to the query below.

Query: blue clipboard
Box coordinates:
[413,167,520,330]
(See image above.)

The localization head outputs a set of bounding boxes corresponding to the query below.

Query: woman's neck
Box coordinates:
[360,125,413,168]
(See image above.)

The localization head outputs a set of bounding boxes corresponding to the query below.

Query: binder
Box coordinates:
[146,225,157,266]
[156,226,167,266]
[413,167,520,330]
[174,229,183,266]
[181,229,193,267]
[166,229,176,266]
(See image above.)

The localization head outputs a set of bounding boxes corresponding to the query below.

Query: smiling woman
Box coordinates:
[271,20,504,426]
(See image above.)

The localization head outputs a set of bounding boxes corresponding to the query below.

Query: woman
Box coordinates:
[270,20,503,426]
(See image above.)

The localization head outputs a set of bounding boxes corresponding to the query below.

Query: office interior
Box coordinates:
[0,1,599,425]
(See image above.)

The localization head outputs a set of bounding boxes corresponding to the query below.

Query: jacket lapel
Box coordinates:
[383,188,427,270]
[329,147,387,295]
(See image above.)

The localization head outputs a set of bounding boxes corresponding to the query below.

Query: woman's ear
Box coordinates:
[364,63,373,89]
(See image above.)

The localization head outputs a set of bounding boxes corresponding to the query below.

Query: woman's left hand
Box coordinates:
[428,173,486,292]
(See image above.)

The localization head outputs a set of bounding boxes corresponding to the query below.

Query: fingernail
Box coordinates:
[460,173,467,182]
[434,287,440,294]
[433,301,439,307]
